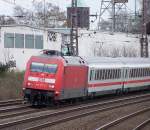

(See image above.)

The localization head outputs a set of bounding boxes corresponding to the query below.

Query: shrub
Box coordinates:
[0,71,24,100]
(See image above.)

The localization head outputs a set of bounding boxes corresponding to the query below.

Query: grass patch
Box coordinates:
[0,71,24,100]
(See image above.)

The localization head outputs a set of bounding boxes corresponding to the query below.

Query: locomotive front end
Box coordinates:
[23,55,63,105]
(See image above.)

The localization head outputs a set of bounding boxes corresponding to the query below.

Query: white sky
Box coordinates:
[0,0,140,15]
[0,0,140,28]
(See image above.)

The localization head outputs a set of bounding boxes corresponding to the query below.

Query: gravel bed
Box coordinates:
[40,101,150,130]
[106,110,150,130]
[0,94,150,130]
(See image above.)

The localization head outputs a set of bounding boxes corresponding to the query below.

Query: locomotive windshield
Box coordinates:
[30,62,58,74]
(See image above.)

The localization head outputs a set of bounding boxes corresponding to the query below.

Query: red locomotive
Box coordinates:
[23,50,88,105]
[23,50,150,105]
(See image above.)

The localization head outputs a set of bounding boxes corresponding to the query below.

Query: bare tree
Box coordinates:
[33,1,66,27]
[13,1,66,27]
[0,15,16,25]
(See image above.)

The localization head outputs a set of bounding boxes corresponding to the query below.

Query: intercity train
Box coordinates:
[23,50,150,105]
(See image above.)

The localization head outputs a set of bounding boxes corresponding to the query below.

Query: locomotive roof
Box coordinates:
[32,54,150,68]
[33,54,87,66]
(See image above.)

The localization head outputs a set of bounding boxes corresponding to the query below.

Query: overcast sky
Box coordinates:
[0,0,140,15]
[0,0,140,28]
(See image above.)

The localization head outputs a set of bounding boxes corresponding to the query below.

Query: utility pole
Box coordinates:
[140,0,149,57]
[112,0,115,33]
[69,0,78,56]
[135,0,137,17]
[97,0,128,32]
[44,0,46,27]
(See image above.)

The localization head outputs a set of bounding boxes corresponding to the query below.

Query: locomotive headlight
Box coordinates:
[23,88,26,90]
[27,82,31,86]
[49,85,55,89]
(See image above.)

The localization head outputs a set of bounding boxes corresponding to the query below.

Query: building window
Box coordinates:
[35,35,43,49]
[4,33,14,48]
[25,34,34,49]
[15,33,24,48]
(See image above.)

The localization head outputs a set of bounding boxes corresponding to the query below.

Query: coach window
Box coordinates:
[138,68,140,77]
[112,70,115,79]
[101,69,104,80]
[140,68,142,77]
[25,34,34,49]
[139,68,142,77]
[137,68,139,77]
[105,69,108,79]
[146,68,149,76]
[135,69,137,77]
[116,70,118,78]
[144,68,147,76]
[130,69,132,78]
[4,33,14,48]
[136,69,139,77]
[116,69,119,78]
[110,70,113,79]
[148,68,150,76]
[97,69,99,80]
[90,70,93,81]
[112,69,115,79]
[135,69,137,78]
[144,68,146,77]
[98,70,101,80]
[99,70,102,80]
[115,69,117,79]
[138,68,141,77]
[15,33,24,48]
[104,70,106,80]
[145,68,147,76]
[107,69,110,79]
[141,68,143,77]
[119,69,121,78]
[35,35,43,49]
[94,70,97,80]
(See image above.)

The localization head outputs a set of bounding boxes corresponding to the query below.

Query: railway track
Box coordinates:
[0,105,29,113]
[0,93,149,130]
[133,118,150,130]
[0,99,22,107]
[95,107,150,130]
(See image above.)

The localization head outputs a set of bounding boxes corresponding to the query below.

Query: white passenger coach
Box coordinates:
[87,57,150,95]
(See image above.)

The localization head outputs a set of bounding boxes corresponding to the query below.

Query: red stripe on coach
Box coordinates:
[88,79,150,87]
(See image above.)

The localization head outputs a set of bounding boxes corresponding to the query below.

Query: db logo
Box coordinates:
[39,78,45,82]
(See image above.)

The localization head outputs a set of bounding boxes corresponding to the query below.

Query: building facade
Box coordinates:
[0,25,141,71]
[0,25,62,70]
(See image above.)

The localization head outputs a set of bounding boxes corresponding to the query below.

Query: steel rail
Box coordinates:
[132,118,150,130]
[0,99,22,104]
[0,105,30,113]
[95,108,150,130]
[0,93,150,129]
[0,99,22,107]
[0,109,38,119]
[25,99,150,130]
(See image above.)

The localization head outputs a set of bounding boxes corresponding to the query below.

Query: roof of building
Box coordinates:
[0,24,71,34]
